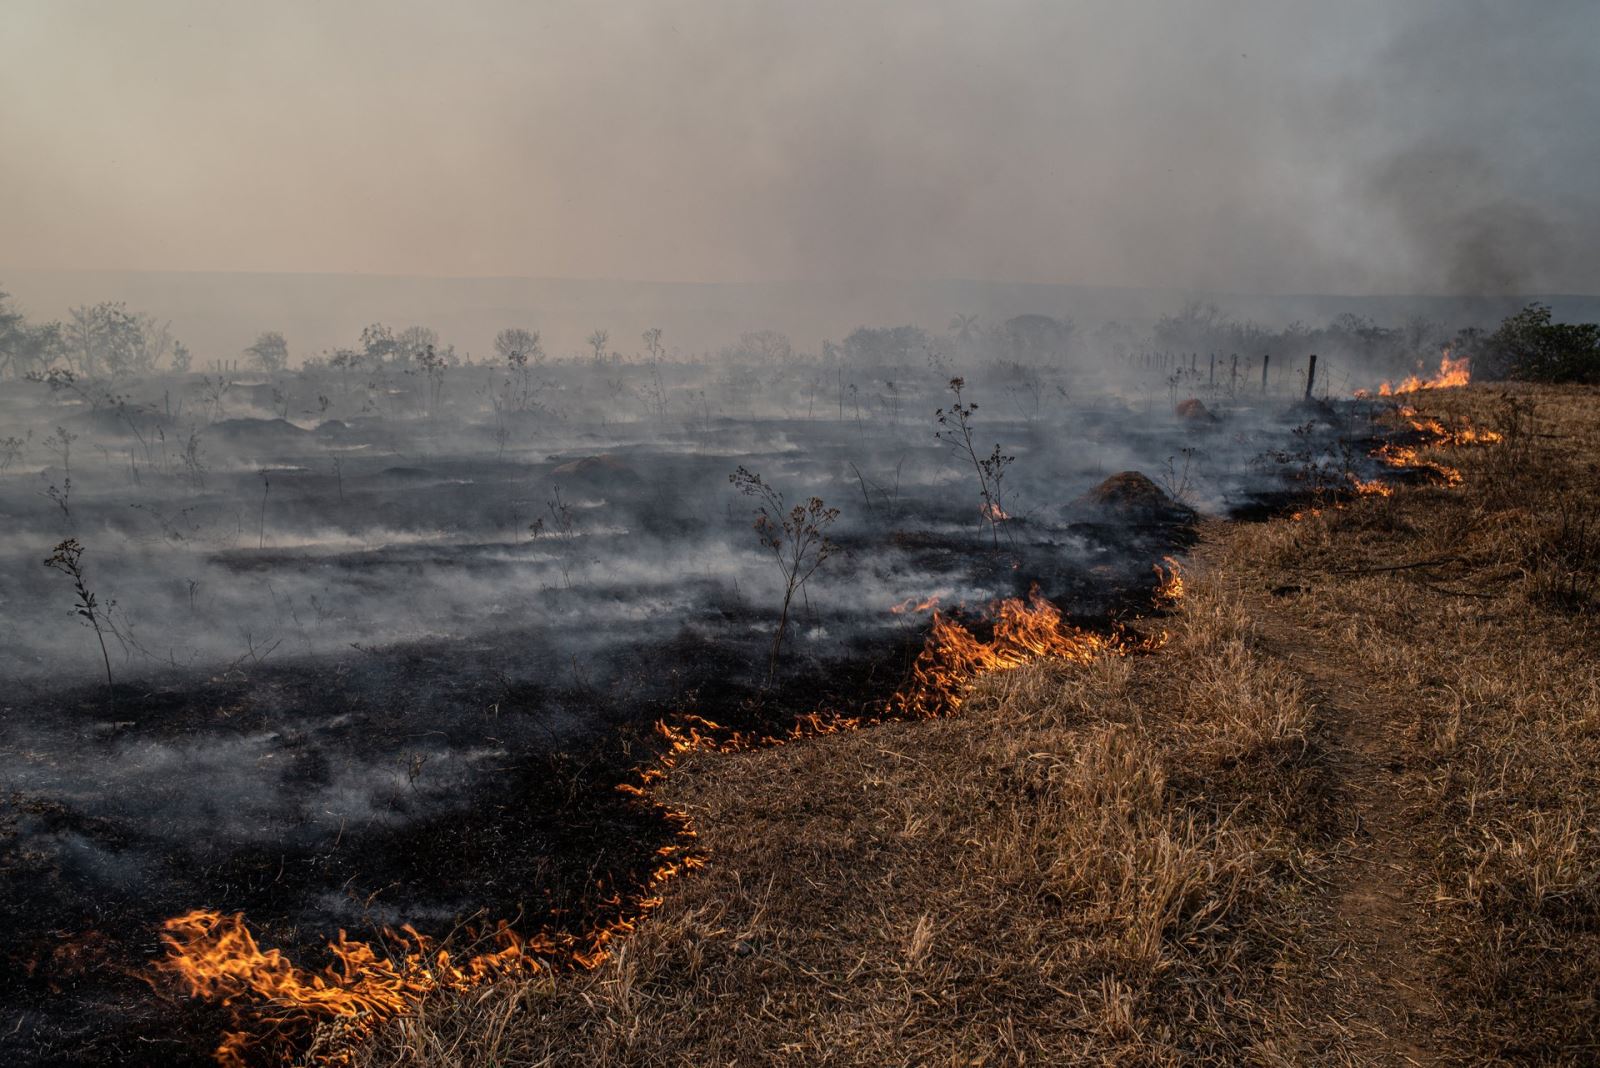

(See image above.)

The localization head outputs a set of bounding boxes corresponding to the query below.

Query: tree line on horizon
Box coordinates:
[2,284,1596,386]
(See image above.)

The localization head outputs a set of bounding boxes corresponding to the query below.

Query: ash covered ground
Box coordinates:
[0,351,1383,1063]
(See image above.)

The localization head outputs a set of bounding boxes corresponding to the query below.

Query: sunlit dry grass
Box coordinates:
[353,383,1600,1067]
[1226,383,1600,1062]
[350,570,1326,1066]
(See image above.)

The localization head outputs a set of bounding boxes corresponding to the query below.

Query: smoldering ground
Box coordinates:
[0,343,1398,1064]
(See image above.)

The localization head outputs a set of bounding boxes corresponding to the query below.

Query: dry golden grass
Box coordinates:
[1225,383,1600,1063]
[352,383,1600,1067]
[350,585,1327,1066]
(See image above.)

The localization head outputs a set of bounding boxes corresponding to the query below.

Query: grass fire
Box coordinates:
[5,5,1600,1066]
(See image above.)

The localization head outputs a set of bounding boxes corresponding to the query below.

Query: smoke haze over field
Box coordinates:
[2,0,1597,296]
[10,6,1595,1057]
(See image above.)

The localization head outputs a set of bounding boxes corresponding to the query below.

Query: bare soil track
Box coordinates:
[1235,573,1441,1066]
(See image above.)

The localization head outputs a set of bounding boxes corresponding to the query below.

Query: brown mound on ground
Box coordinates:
[1175,397,1217,421]
[1073,470,1196,524]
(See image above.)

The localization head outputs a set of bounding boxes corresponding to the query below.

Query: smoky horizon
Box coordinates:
[2,1,1598,297]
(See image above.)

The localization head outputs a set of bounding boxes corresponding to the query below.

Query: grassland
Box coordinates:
[353,384,1600,1067]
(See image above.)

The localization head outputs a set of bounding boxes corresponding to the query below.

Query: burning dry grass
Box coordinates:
[186,382,1600,1065]
[348,562,1330,1065]
[153,591,1122,1064]
[1361,351,1473,397]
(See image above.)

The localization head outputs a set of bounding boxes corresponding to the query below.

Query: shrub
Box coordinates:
[1481,303,1600,384]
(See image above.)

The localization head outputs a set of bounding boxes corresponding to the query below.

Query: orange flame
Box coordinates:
[1358,350,1471,397]
[153,587,1134,1064]
[1373,442,1463,486]
[154,814,702,1065]
[1153,557,1185,605]
[889,595,942,615]
[887,588,1118,720]
[1406,417,1502,446]
[981,502,1011,521]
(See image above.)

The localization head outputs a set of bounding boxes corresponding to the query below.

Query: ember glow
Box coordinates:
[981,502,1012,522]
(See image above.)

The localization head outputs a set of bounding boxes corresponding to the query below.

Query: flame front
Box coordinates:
[154,587,1121,1064]
[155,393,1510,1063]
[1359,350,1471,397]
[155,817,701,1065]
[889,588,1117,719]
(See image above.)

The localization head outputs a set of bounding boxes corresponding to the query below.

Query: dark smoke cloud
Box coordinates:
[1369,145,1559,297]
[1344,1,1600,296]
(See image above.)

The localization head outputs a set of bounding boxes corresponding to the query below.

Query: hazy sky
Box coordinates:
[2,0,1596,294]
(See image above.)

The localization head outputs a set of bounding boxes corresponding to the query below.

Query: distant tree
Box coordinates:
[1152,301,1228,353]
[1002,314,1075,364]
[496,327,544,410]
[495,327,543,366]
[721,329,792,363]
[840,325,929,365]
[244,330,289,372]
[359,323,397,366]
[642,326,665,360]
[0,288,64,379]
[0,288,24,374]
[1091,319,1139,362]
[1402,315,1445,355]
[949,313,979,342]
[1323,313,1400,362]
[586,329,610,364]
[417,344,449,416]
[327,348,361,393]
[169,340,192,374]
[65,302,143,377]
[122,313,175,374]
[638,327,670,421]
[394,325,439,368]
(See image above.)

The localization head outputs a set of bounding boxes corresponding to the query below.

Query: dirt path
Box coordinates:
[1242,585,1441,1065]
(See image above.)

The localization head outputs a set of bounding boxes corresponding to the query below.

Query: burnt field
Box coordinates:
[0,356,1412,1064]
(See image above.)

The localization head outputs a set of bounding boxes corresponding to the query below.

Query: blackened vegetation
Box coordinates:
[2,543,1161,1065]
[728,466,840,680]
[0,349,1413,1064]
